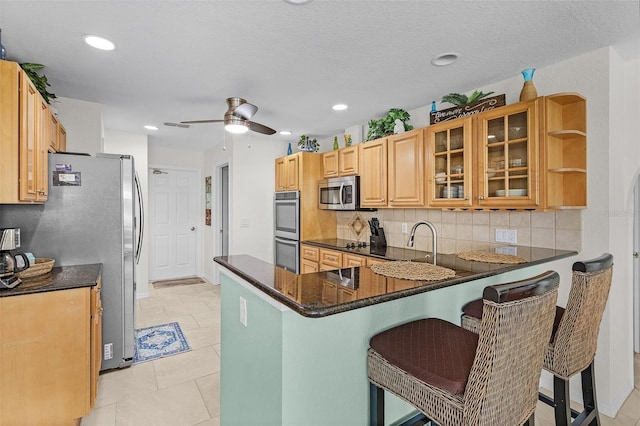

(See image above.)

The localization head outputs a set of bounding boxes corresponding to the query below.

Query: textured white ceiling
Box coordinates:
[1,0,639,151]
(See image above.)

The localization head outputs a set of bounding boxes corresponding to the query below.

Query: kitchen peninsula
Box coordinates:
[215,247,575,425]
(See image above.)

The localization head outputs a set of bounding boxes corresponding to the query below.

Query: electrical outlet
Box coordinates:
[402,223,408,234]
[495,228,517,244]
[104,343,113,360]
[239,297,247,327]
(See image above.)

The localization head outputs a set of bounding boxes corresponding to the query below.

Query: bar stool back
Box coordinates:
[461,253,614,426]
[368,270,559,426]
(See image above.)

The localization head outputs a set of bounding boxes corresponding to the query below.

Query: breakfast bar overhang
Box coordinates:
[214,247,576,426]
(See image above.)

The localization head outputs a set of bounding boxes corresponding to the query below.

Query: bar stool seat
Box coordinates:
[368,270,560,426]
[460,253,614,426]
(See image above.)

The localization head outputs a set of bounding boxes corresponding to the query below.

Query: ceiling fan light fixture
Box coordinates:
[225,123,249,134]
[279,130,292,135]
[83,35,116,51]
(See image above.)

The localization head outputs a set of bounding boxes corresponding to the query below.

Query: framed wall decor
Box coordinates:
[205,176,212,226]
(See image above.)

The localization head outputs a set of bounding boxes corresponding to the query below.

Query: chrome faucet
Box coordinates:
[407,221,438,265]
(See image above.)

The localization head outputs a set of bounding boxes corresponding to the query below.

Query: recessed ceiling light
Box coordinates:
[284,0,313,4]
[144,125,158,131]
[279,130,292,135]
[332,104,348,111]
[83,35,116,51]
[431,52,460,67]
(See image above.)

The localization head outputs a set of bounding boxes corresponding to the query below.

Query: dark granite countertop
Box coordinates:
[214,245,577,318]
[302,238,431,260]
[0,263,102,297]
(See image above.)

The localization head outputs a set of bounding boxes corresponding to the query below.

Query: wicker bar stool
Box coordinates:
[368,271,559,426]
[460,253,614,426]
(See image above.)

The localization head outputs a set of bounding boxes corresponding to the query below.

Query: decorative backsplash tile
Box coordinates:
[336,209,582,253]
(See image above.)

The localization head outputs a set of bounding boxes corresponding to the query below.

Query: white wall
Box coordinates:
[204,133,288,281]
[103,130,150,299]
[54,97,103,154]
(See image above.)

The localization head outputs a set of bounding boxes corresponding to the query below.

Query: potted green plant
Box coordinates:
[297,135,319,152]
[441,90,494,106]
[366,108,414,141]
[19,63,56,104]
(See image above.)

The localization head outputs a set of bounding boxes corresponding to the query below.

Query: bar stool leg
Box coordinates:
[370,382,385,426]
[553,375,572,426]
[580,361,600,426]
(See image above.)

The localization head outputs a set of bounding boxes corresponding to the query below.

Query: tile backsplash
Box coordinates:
[336,209,582,253]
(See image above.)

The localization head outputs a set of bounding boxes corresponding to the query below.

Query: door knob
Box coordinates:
[191,227,195,231]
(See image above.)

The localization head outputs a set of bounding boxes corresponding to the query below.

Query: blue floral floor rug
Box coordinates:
[134,322,191,364]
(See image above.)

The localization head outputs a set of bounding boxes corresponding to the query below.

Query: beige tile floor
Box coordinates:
[81,280,640,426]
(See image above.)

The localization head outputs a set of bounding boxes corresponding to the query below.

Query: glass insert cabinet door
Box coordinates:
[426,117,473,207]
[477,99,539,208]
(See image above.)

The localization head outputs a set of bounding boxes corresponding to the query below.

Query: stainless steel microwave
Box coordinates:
[318,176,368,211]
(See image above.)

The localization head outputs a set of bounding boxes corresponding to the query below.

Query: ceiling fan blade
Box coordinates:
[180,119,224,124]
[234,103,258,120]
[248,121,276,135]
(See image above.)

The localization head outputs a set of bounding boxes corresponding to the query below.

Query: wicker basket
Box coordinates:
[16,258,55,278]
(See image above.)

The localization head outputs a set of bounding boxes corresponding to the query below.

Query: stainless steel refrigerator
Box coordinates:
[0,153,144,371]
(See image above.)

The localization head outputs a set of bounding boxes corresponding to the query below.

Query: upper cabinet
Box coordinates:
[426,117,474,208]
[0,60,49,203]
[322,145,359,178]
[541,93,587,209]
[424,94,586,211]
[475,99,539,209]
[359,138,388,207]
[387,130,424,207]
[360,128,424,208]
[275,153,300,192]
[49,113,67,153]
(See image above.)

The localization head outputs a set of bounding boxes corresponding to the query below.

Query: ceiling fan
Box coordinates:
[180,97,277,135]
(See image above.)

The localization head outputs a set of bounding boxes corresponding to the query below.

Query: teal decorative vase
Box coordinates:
[287,142,292,155]
[519,68,537,101]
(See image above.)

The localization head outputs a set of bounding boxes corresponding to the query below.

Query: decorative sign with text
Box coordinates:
[430,94,506,125]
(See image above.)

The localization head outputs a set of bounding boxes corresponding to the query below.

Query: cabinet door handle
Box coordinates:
[381,198,385,202]
[478,195,484,200]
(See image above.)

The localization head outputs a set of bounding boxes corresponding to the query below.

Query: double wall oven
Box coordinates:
[274,190,300,273]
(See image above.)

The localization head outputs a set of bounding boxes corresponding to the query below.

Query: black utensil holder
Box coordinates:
[370,228,387,248]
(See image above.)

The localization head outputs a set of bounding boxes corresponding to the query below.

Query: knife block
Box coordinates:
[370,228,387,248]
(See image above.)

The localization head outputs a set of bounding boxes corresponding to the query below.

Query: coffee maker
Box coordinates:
[1,228,30,289]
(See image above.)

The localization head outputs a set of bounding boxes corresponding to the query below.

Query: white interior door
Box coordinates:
[148,168,198,280]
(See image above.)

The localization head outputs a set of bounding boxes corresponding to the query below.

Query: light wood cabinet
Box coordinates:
[423,95,585,211]
[476,99,540,209]
[300,244,320,274]
[275,153,300,191]
[359,138,388,207]
[426,117,474,208]
[49,112,67,153]
[58,122,67,152]
[90,277,103,408]
[343,253,366,267]
[0,60,49,203]
[360,129,424,208]
[540,93,587,209]
[319,247,342,271]
[387,129,424,207]
[0,286,100,425]
[322,145,359,177]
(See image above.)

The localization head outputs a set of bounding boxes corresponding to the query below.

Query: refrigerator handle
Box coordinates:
[134,172,144,265]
